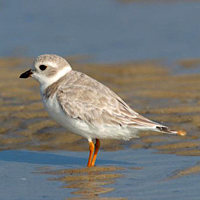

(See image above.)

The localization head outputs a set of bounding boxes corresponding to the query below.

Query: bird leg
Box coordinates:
[87,139,100,167]
[87,139,94,167]
[91,139,100,167]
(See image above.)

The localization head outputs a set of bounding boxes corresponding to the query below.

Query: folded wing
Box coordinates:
[56,71,161,129]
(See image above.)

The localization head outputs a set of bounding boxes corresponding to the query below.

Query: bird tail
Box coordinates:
[156,125,186,136]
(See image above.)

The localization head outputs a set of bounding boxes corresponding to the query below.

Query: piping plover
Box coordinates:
[20,54,186,167]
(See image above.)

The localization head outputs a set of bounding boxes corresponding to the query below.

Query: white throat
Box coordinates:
[39,66,71,92]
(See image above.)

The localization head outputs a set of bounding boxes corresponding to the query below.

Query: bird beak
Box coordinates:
[19,69,33,78]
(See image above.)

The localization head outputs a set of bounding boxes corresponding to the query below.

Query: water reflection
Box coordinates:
[40,166,127,200]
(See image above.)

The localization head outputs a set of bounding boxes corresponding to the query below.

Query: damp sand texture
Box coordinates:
[0,57,200,199]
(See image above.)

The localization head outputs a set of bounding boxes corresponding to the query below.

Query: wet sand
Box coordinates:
[0,57,200,199]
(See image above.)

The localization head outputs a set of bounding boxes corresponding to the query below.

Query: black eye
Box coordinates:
[39,65,47,71]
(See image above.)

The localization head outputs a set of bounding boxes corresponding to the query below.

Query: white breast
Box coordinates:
[42,94,96,139]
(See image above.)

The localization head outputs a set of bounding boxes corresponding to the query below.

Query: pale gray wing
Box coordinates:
[56,71,160,128]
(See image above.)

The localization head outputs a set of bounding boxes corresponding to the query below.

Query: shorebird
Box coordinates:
[20,54,186,167]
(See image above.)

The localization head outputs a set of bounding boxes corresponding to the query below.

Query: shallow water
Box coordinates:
[1,0,200,62]
[0,149,200,200]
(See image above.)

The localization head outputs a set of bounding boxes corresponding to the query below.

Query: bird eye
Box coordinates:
[39,65,47,71]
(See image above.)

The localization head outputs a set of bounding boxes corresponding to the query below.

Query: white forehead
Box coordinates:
[34,54,69,69]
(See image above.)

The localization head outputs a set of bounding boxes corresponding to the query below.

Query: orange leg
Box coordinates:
[87,139,94,167]
[91,139,100,167]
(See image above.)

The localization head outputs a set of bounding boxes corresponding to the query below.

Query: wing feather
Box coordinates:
[56,71,159,128]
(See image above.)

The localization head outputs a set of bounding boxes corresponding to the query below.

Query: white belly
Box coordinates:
[42,95,139,141]
[42,94,96,139]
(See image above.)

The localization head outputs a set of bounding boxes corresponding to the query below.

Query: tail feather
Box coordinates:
[156,126,186,136]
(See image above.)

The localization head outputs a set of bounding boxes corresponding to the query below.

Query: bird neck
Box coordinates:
[40,66,71,93]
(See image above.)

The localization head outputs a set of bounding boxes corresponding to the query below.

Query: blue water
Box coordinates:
[0,149,199,200]
[1,0,200,62]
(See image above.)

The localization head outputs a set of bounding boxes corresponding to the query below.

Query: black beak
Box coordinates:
[19,69,33,78]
